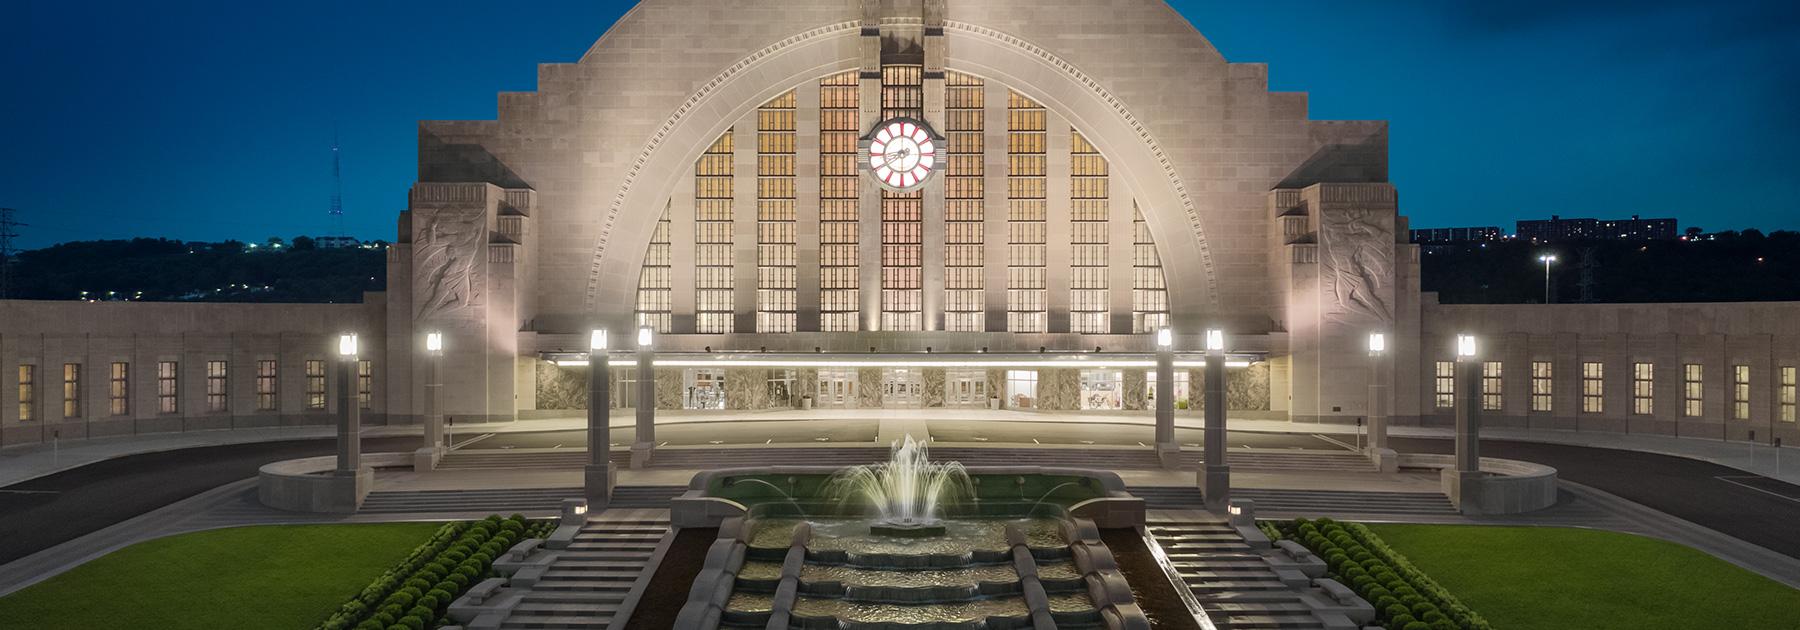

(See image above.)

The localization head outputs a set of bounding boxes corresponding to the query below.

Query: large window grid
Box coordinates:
[1733,365,1750,421]
[820,71,860,331]
[1632,362,1653,416]
[17,365,34,421]
[634,203,673,333]
[1531,361,1552,412]
[1006,91,1047,332]
[1582,362,1603,414]
[358,359,372,409]
[305,360,326,410]
[695,129,736,333]
[1434,361,1454,409]
[757,91,798,333]
[109,362,129,416]
[1069,130,1109,333]
[157,361,178,414]
[206,361,227,413]
[944,71,985,331]
[1132,203,1169,333]
[1782,366,1796,423]
[256,360,277,411]
[1480,361,1502,411]
[1684,364,1702,418]
[880,67,924,331]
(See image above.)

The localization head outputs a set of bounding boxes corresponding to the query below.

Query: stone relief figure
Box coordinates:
[1320,208,1394,327]
[414,211,486,323]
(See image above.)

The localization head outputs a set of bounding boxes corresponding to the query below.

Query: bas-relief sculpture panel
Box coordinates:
[923,368,946,408]
[655,368,685,410]
[1038,368,1079,411]
[535,361,587,410]
[857,368,883,408]
[1123,369,1148,411]
[412,210,488,327]
[1318,208,1395,331]
[724,369,762,410]
[1229,363,1270,411]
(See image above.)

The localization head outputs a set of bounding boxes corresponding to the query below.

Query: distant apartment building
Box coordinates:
[1517,215,1677,242]
[1408,226,1503,244]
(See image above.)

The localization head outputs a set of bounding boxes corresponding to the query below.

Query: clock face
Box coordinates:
[868,120,937,190]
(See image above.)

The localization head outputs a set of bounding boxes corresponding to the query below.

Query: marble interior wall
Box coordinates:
[987,369,1006,407]
[797,368,818,404]
[535,361,587,410]
[1037,368,1079,410]
[923,368,946,407]
[1123,369,1148,411]
[1228,363,1271,411]
[724,368,763,410]
[857,368,883,407]
[654,367,684,410]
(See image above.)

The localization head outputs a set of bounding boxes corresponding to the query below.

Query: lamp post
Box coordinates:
[1450,333,1483,512]
[1154,327,1177,469]
[1200,328,1230,512]
[631,326,656,468]
[336,332,361,474]
[415,331,444,471]
[1367,332,1388,451]
[586,328,614,508]
[1539,255,1557,304]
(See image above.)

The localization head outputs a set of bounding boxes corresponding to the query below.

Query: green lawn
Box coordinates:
[0,523,440,630]
[1365,524,1800,630]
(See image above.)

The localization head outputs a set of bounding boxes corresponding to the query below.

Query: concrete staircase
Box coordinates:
[1128,486,1456,516]
[1150,516,1331,630]
[358,488,581,515]
[500,513,670,630]
[437,444,1374,473]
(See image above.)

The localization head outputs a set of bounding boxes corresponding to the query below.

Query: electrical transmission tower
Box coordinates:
[1576,246,1599,304]
[0,208,22,300]
[327,125,345,239]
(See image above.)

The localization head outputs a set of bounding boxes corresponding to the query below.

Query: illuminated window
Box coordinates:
[109,362,129,416]
[757,91,797,333]
[1582,362,1603,414]
[1434,361,1454,409]
[63,363,81,418]
[944,71,985,331]
[695,129,735,334]
[1006,91,1047,333]
[1132,203,1169,333]
[1147,371,1191,408]
[1531,361,1552,412]
[305,360,326,410]
[1632,362,1653,415]
[819,71,860,331]
[1733,365,1750,421]
[1069,130,1110,334]
[1079,370,1122,410]
[206,361,227,413]
[256,360,277,411]
[1782,366,1795,423]
[157,361,178,414]
[1480,361,1502,411]
[1684,364,1702,417]
[17,365,34,421]
[1006,370,1039,409]
[635,203,673,333]
[358,359,372,409]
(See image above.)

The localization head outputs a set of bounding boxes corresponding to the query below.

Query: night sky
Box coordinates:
[3,0,1796,250]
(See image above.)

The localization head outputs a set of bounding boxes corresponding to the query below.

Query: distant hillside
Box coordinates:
[1421,230,1800,304]
[6,238,385,303]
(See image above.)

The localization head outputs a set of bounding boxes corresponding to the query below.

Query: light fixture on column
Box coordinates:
[1156,326,1172,348]
[338,332,358,357]
[1456,333,1477,358]
[637,326,653,348]
[426,331,443,354]
[1206,328,1225,352]
[591,328,608,351]
[1368,332,1386,355]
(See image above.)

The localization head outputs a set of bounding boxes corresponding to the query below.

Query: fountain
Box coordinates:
[827,435,970,538]
[668,437,1155,630]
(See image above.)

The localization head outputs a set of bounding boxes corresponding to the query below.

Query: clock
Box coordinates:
[866,118,939,191]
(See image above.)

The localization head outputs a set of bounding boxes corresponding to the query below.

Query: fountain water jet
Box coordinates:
[828,435,972,537]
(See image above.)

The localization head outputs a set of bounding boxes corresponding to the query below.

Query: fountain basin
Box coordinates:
[870,522,946,538]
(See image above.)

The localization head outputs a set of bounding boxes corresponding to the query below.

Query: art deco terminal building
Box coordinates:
[4,0,1796,450]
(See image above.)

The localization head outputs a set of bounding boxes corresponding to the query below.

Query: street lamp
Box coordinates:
[587,327,613,507]
[1538,254,1557,304]
[335,331,361,476]
[1205,329,1225,352]
[1154,326,1175,468]
[1367,332,1389,456]
[1457,333,1477,358]
[418,330,445,470]
[338,332,358,358]
[1201,326,1230,512]
[632,326,656,467]
[592,329,609,352]
[1368,332,1386,355]
[425,331,442,353]
[1156,326,1172,348]
[637,326,653,347]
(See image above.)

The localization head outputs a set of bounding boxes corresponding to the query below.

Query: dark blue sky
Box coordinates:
[4,0,1796,250]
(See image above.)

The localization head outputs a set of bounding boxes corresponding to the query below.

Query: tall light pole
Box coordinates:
[1200,328,1230,512]
[587,328,614,508]
[1450,333,1483,512]
[330,331,371,512]
[1539,254,1557,304]
[1367,332,1389,453]
[415,331,444,471]
[631,326,656,468]
[1154,327,1177,468]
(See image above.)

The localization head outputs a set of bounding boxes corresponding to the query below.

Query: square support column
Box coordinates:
[332,347,371,512]
[587,341,615,508]
[1154,335,1177,468]
[414,349,444,471]
[1199,348,1230,512]
[1446,351,1484,511]
[631,331,656,468]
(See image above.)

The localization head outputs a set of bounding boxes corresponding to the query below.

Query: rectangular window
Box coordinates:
[1684,364,1703,418]
[766,369,796,408]
[1434,361,1454,409]
[256,360,277,411]
[358,359,372,409]
[1582,361,1603,414]
[109,362,129,416]
[305,360,326,410]
[1632,362,1653,416]
[1733,365,1750,421]
[63,363,81,418]
[1079,370,1122,410]
[1146,371,1192,409]
[1782,366,1796,423]
[207,361,228,413]
[1481,361,1502,411]
[1531,361,1552,412]
[157,361,178,414]
[1006,370,1039,409]
[17,365,34,421]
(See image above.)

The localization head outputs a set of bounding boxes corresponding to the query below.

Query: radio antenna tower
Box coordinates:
[1576,246,1599,304]
[0,207,23,300]
[327,123,346,238]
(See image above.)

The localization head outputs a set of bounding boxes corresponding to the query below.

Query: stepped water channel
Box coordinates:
[672,435,1155,630]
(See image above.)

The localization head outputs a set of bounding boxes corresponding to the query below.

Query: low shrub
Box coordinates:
[1403,622,1431,630]
[1280,518,1494,630]
[310,515,556,630]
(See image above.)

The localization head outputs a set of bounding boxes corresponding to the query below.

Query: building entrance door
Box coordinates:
[882,368,923,408]
[946,369,987,407]
[817,368,858,408]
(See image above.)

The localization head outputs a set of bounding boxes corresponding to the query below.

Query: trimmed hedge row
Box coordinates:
[1268,518,1493,630]
[313,515,552,630]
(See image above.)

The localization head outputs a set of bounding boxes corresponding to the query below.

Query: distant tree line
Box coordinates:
[1422,229,1800,304]
[7,238,385,303]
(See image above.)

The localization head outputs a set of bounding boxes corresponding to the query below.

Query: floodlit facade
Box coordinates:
[2,0,1796,448]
